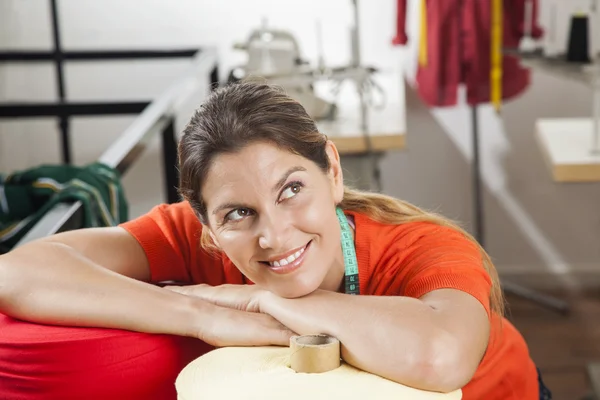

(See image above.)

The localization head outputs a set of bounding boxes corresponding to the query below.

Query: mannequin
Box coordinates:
[392,0,544,109]
[392,0,545,244]
[392,0,570,314]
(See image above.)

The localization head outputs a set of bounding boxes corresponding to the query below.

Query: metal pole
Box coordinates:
[350,0,381,191]
[471,105,485,247]
[350,0,361,67]
[592,71,600,154]
[210,65,220,91]
[161,118,180,204]
[14,49,217,246]
[49,0,71,164]
[502,281,570,315]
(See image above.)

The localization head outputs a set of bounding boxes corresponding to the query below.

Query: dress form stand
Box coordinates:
[469,105,571,315]
[593,67,600,156]
[471,0,569,314]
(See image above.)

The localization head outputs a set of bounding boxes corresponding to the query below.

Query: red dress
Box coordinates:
[392,0,544,107]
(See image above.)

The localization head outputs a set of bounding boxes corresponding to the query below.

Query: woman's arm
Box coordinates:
[260,288,489,393]
[0,228,294,347]
[0,228,206,337]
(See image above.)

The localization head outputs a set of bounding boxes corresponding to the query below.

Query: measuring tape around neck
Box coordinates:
[336,207,360,295]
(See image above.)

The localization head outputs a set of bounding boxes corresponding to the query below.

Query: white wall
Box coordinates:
[2,0,600,273]
[401,0,600,277]
[0,0,405,172]
[0,0,406,218]
[3,0,597,173]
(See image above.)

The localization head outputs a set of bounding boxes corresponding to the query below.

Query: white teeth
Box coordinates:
[269,246,306,267]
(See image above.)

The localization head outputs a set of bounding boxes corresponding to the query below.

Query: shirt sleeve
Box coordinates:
[511,0,544,39]
[379,223,493,318]
[391,0,408,45]
[119,201,224,285]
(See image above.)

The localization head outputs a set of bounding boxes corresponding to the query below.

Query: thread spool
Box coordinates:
[289,334,341,374]
[566,12,591,63]
[175,335,463,399]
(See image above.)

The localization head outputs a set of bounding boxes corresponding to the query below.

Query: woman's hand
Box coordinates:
[198,304,295,348]
[165,284,295,347]
[164,283,267,313]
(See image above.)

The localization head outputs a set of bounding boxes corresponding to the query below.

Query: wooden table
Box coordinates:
[314,73,407,191]
[512,50,600,182]
[512,50,600,400]
[536,118,600,182]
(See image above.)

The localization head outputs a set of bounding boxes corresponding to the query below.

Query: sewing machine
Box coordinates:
[226,1,405,192]
[226,1,386,126]
[228,20,338,120]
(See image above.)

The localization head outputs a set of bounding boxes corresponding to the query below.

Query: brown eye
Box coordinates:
[225,208,252,222]
[279,181,303,202]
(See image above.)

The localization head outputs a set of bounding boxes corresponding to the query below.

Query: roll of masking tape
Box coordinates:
[289,334,340,373]
[175,334,462,399]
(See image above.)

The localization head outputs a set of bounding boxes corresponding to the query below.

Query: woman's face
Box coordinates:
[202,140,346,298]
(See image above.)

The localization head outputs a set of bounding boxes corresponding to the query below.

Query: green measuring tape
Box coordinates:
[336,207,360,295]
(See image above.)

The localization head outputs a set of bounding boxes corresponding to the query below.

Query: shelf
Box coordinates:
[505,48,600,85]
[536,118,600,182]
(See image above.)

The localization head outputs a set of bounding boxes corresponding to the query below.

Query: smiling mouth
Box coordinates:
[259,241,312,271]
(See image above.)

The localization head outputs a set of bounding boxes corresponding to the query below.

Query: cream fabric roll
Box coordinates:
[176,346,462,400]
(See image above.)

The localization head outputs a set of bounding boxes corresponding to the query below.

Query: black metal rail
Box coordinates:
[0,49,198,62]
[13,49,219,247]
[0,102,150,118]
[0,0,206,165]
[1,0,220,209]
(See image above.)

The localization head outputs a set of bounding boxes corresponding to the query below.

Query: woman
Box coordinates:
[0,82,550,399]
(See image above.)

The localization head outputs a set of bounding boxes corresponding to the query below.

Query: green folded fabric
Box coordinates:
[0,162,128,253]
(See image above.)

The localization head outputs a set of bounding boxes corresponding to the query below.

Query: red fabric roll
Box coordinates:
[0,313,212,400]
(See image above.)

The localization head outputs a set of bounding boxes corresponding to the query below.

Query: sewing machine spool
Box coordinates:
[175,334,462,399]
[566,13,591,63]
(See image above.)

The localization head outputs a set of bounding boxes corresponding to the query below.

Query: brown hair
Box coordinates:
[177,81,505,317]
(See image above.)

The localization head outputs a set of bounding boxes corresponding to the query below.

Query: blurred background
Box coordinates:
[1,1,600,398]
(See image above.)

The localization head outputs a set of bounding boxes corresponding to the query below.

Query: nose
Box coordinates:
[257,210,288,250]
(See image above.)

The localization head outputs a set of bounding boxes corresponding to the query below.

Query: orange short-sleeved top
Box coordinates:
[120,201,539,400]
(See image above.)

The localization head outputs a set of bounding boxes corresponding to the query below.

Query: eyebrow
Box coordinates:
[272,166,306,193]
[212,201,247,216]
[211,166,307,216]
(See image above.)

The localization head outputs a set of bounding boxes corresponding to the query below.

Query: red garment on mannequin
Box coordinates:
[392,0,543,107]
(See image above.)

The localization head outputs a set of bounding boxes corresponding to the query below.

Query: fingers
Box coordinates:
[199,307,294,348]
[164,284,261,313]
[275,328,296,346]
[263,325,295,347]
[167,288,292,347]
[254,313,296,346]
